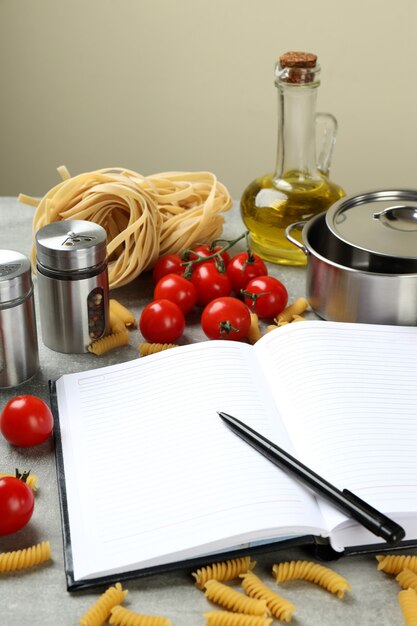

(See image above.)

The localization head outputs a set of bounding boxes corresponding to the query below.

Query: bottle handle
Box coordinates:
[315,112,338,177]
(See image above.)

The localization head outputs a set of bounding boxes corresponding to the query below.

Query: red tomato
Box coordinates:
[226,252,268,293]
[152,254,184,284]
[190,263,232,307]
[201,297,251,341]
[139,299,185,343]
[242,275,288,319]
[0,473,34,535]
[190,245,230,268]
[154,274,197,315]
[0,395,53,447]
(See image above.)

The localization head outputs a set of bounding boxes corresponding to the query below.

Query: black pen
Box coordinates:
[218,411,405,544]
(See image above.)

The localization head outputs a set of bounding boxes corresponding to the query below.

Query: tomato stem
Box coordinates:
[219,320,240,335]
[15,468,31,483]
[180,231,249,278]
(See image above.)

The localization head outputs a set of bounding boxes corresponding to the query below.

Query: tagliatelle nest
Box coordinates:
[20,166,232,289]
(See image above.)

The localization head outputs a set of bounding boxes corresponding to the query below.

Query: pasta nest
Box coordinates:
[25,167,232,289]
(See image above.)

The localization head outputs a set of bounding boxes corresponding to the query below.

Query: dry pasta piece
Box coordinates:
[240,570,295,622]
[398,588,417,626]
[203,611,272,626]
[88,332,129,356]
[291,314,306,322]
[109,605,171,626]
[275,298,309,326]
[272,560,351,599]
[396,569,417,592]
[0,472,38,492]
[192,556,256,590]
[247,313,262,345]
[109,299,136,328]
[204,579,268,616]
[22,166,231,289]
[376,554,417,575]
[138,342,178,356]
[0,541,51,572]
[79,582,128,626]
[109,311,129,335]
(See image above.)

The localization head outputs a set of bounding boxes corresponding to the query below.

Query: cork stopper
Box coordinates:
[278,51,318,84]
[279,51,317,68]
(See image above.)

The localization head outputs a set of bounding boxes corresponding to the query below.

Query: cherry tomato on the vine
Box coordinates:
[190,245,230,268]
[0,395,54,447]
[226,252,268,293]
[154,273,197,315]
[242,275,288,319]
[201,297,251,341]
[0,473,34,535]
[190,262,232,307]
[152,254,185,285]
[139,299,185,343]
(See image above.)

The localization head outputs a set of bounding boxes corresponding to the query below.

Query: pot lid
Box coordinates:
[326,189,417,259]
[35,220,107,272]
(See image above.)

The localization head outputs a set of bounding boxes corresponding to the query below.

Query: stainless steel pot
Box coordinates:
[286,189,417,325]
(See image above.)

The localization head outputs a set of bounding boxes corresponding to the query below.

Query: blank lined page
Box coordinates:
[56,340,324,582]
[258,321,417,537]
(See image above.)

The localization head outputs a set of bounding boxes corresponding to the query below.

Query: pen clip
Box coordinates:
[343,489,405,544]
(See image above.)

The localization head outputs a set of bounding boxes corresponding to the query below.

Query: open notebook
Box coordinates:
[51,320,417,590]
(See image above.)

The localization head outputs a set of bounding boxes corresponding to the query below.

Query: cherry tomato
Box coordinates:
[242,275,288,319]
[139,299,185,343]
[152,254,184,284]
[0,395,54,447]
[190,262,232,307]
[201,297,251,341]
[0,473,35,535]
[226,252,268,293]
[190,245,230,268]
[154,273,197,315]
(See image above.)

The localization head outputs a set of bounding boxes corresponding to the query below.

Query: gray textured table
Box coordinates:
[0,197,411,625]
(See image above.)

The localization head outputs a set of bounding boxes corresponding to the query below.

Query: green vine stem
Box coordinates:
[180,231,248,278]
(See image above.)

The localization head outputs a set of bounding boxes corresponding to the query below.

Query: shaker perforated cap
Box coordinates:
[35,220,107,272]
[0,250,33,306]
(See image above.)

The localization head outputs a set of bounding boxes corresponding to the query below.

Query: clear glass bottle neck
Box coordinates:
[273,81,321,183]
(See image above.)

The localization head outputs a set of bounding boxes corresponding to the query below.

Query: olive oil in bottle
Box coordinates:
[241,52,345,266]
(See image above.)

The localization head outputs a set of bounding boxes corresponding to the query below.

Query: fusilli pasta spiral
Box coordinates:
[109,605,171,626]
[0,541,51,572]
[204,579,267,616]
[376,554,417,575]
[193,557,256,590]
[203,611,272,626]
[240,570,295,621]
[272,560,351,599]
[398,588,417,626]
[79,582,128,626]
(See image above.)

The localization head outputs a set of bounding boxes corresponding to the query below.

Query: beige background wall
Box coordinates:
[0,0,416,201]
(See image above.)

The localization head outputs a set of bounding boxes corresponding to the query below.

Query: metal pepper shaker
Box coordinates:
[0,250,39,388]
[35,220,110,354]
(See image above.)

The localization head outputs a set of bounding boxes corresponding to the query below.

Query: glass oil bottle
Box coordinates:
[240,51,345,265]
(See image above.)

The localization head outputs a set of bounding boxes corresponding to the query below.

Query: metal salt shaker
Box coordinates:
[35,220,110,354]
[0,250,40,388]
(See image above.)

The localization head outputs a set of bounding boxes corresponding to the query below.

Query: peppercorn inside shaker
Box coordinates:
[35,220,110,354]
[0,250,40,388]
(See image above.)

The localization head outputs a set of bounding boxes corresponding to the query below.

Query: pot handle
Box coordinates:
[285,221,308,256]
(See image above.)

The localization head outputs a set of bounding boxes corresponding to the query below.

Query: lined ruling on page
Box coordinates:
[57,341,324,580]
[260,322,417,525]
